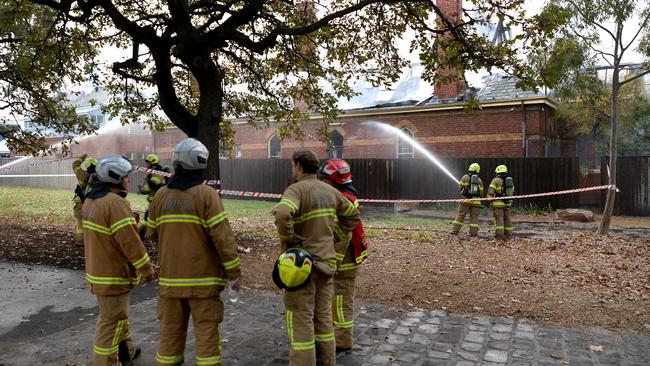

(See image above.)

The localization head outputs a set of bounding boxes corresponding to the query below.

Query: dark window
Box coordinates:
[268,134,281,158]
[327,130,344,159]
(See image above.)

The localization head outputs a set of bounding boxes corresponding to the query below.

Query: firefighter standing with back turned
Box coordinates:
[138,153,167,239]
[317,158,368,352]
[272,150,360,366]
[82,155,155,366]
[147,138,241,366]
[486,164,515,240]
[450,163,484,237]
[72,153,97,244]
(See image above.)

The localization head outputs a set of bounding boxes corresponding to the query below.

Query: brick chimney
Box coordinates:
[434,0,465,101]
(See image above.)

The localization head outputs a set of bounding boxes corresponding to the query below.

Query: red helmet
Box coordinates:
[318,159,352,185]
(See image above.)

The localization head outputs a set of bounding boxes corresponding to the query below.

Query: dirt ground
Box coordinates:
[1,215,649,333]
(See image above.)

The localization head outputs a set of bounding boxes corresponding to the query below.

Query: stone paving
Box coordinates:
[1,263,649,365]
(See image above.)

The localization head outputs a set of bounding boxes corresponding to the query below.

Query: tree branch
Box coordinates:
[618,68,650,87]
[622,11,650,52]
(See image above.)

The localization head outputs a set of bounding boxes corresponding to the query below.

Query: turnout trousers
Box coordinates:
[73,201,84,245]
[93,292,136,366]
[451,203,480,236]
[332,270,358,350]
[493,207,512,239]
[284,270,335,366]
[156,296,224,366]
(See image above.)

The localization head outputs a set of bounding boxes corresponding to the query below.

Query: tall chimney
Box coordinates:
[434,0,465,101]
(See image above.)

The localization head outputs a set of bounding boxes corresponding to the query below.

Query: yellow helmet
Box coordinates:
[495,165,508,174]
[468,162,480,174]
[272,248,313,291]
[145,153,159,165]
[81,157,97,171]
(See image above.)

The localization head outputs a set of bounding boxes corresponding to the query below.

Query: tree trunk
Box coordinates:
[598,65,620,234]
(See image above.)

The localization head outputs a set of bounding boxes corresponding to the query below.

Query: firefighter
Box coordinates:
[138,153,167,239]
[486,165,515,240]
[82,155,155,366]
[146,138,241,366]
[72,154,97,245]
[450,162,484,237]
[317,158,368,352]
[272,150,360,366]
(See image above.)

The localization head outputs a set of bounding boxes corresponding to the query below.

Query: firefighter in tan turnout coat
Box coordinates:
[147,138,241,366]
[72,154,97,244]
[82,155,155,366]
[487,164,515,240]
[317,158,368,351]
[451,163,484,237]
[272,150,360,366]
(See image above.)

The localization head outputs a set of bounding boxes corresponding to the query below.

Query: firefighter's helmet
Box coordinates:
[172,138,209,170]
[96,155,134,184]
[468,162,480,174]
[318,158,352,185]
[495,165,508,174]
[81,157,97,172]
[145,153,159,165]
[272,248,313,291]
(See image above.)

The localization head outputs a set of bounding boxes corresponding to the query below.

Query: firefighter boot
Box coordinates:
[451,204,469,235]
[118,340,141,366]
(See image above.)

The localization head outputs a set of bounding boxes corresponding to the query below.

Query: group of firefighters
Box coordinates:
[71,141,513,366]
[451,162,516,240]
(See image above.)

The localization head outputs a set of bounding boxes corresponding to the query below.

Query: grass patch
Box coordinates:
[0,186,448,235]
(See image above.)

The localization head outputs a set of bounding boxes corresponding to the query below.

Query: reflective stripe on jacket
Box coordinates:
[487,177,514,208]
[146,184,241,298]
[73,157,89,204]
[82,190,152,295]
[459,174,484,206]
[272,173,361,276]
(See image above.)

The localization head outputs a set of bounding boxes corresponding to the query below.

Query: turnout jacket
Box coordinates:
[72,156,90,204]
[487,176,515,208]
[272,173,361,276]
[140,163,167,203]
[459,173,484,207]
[82,189,152,295]
[335,191,368,278]
[146,184,241,298]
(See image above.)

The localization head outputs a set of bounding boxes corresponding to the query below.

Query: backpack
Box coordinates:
[74,173,97,203]
[468,174,480,197]
[504,176,514,204]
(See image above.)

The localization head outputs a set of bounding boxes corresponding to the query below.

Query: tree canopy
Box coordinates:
[1,0,562,177]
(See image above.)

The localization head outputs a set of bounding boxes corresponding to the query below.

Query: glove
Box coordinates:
[228,278,241,291]
[140,266,155,283]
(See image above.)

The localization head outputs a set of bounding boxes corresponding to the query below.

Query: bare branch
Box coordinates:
[618,68,650,87]
[622,11,650,52]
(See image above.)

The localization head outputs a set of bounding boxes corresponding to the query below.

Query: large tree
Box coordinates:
[530,0,650,234]
[0,0,562,180]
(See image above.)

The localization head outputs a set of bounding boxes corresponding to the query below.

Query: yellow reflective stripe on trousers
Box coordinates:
[132,253,150,269]
[85,273,137,286]
[294,208,336,223]
[453,220,464,226]
[93,344,118,355]
[469,224,479,228]
[156,352,184,364]
[322,258,337,269]
[158,277,226,287]
[196,355,221,365]
[339,262,361,271]
[223,257,241,270]
[335,252,345,261]
[207,212,227,227]
[286,310,294,343]
[315,332,335,342]
[277,199,298,213]
[112,319,124,347]
[292,340,315,350]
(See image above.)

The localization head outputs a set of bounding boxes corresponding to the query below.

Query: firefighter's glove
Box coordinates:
[228,277,241,292]
[140,266,156,283]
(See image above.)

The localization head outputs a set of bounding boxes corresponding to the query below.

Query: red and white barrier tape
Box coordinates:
[133,166,220,186]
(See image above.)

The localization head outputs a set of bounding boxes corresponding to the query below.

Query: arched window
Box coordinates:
[268,134,281,159]
[327,130,344,159]
[396,128,414,159]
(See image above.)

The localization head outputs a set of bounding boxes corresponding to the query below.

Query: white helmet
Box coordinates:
[96,155,134,184]
[172,138,209,170]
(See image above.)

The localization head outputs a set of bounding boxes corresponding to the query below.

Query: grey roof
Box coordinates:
[475,74,547,101]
